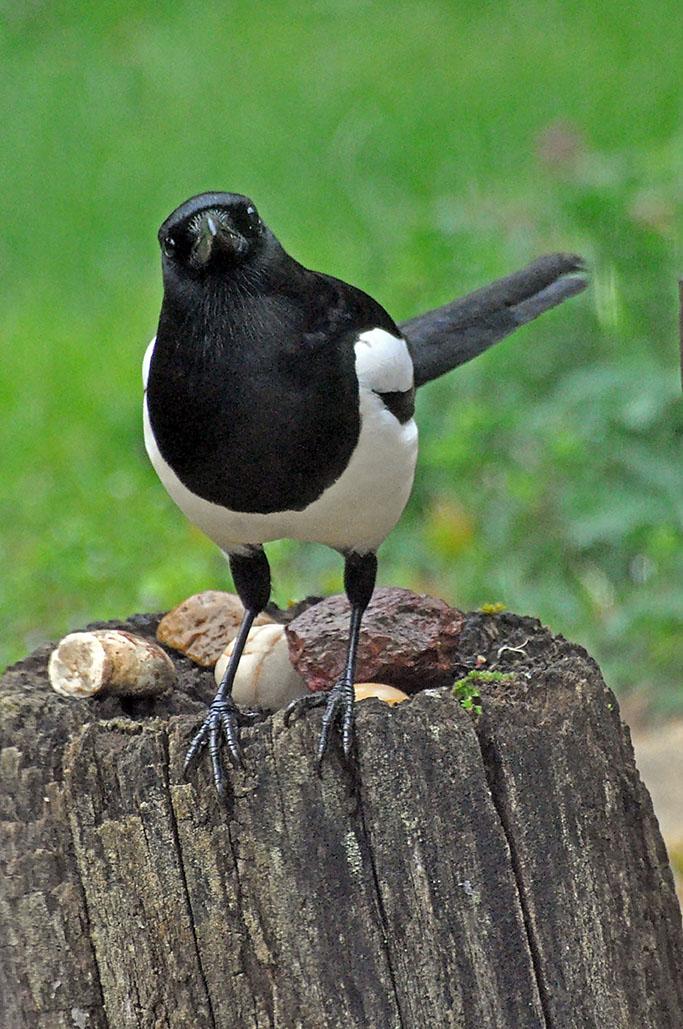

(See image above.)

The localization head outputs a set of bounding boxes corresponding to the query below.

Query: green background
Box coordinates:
[1,1,681,714]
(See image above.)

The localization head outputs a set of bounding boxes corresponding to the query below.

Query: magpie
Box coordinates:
[143,191,586,796]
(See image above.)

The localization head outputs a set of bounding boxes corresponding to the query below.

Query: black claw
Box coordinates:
[183,723,209,774]
[220,712,244,769]
[283,691,327,727]
[240,709,262,725]
[209,727,225,795]
[285,680,355,767]
[342,699,354,759]
[317,693,341,762]
[183,696,260,795]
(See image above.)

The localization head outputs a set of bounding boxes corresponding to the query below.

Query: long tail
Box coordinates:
[400,253,587,388]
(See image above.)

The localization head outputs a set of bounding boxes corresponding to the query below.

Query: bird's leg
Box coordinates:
[285,551,377,767]
[184,547,271,796]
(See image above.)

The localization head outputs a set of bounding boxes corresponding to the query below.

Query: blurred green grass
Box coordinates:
[1,1,681,714]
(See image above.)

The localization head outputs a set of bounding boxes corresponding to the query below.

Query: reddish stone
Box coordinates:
[286,587,465,694]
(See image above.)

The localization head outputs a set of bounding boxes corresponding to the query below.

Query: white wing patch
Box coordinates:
[142,337,156,391]
[354,328,413,394]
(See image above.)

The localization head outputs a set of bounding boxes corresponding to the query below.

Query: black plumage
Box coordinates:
[144,191,586,795]
[147,193,412,515]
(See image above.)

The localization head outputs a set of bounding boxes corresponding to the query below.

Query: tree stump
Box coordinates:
[1,609,682,1029]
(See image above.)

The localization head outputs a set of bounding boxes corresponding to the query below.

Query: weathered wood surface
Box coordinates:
[1,610,682,1028]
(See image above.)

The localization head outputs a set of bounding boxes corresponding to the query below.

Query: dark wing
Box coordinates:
[301,270,415,423]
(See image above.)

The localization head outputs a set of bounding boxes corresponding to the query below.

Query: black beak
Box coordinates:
[193,213,219,266]
[192,211,244,267]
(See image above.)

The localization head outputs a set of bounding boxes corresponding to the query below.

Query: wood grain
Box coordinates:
[1,611,681,1028]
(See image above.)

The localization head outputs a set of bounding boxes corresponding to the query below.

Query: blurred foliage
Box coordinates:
[0,1,681,715]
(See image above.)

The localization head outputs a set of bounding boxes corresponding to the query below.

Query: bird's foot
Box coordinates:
[184,696,261,798]
[284,677,355,767]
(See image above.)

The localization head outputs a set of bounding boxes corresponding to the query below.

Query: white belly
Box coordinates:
[143,390,417,555]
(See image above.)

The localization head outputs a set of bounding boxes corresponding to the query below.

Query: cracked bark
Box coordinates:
[1,610,682,1029]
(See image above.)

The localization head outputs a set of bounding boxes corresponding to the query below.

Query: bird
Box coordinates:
[143,190,586,796]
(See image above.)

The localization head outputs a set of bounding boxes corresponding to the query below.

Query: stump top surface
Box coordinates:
[2,606,682,1029]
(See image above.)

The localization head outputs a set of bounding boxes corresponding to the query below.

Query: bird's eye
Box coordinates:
[162,236,177,258]
[245,205,261,232]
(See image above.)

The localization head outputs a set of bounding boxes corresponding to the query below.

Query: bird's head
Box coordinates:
[158,192,267,281]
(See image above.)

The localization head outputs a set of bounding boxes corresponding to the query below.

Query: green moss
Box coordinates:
[457,670,516,686]
[452,669,515,715]
[479,602,507,615]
